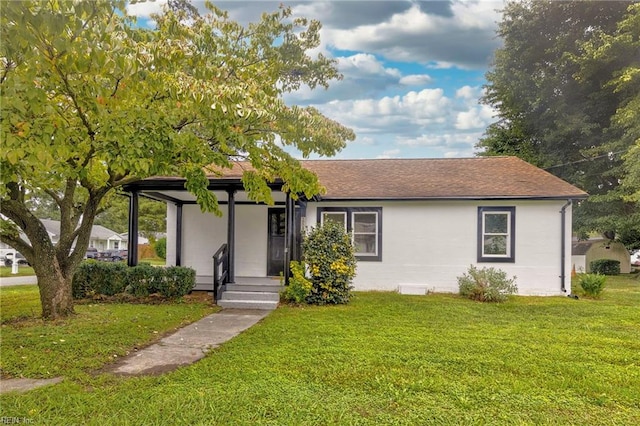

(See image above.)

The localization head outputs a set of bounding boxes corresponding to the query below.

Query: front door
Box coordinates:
[267,208,286,276]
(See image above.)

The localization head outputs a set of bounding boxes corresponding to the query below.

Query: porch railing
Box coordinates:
[212,243,229,302]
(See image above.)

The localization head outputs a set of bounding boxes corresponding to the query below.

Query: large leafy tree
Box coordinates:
[479,1,639,247]
[0,1,354,319]
[574,3,640,249]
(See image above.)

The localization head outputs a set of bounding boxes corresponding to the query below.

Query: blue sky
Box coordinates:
[128,0,505,159]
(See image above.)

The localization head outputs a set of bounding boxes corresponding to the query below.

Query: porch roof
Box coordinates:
[125,156,588,201]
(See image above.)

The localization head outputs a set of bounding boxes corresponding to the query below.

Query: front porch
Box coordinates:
[123,177,302,310]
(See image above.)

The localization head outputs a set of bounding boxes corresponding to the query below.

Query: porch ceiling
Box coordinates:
[141,189,287,204]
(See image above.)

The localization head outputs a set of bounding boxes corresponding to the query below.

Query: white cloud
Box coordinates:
[377,149,401,159]
[337,53,401,78]
[316,88,452,135]
[455,105,496,130]
[324,1,502,69]
[355,136,376,146]
[455,85,481,100]
[399,74,433,86]
[127,0,168,17]
[397,133,478,148]
[285,53,403,103]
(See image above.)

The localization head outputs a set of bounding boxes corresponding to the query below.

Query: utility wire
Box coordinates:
[544,150,627,170]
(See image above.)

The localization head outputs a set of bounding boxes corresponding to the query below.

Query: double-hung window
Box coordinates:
[319,207,382,261]
[477,207,515,262]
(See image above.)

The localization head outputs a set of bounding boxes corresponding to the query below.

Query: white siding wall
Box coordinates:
[168,196,573,296]
[305,200,572,296]
[181,204,228,276]
[166,203,177,266]
[167,201,271,277]
[235,205,269,277]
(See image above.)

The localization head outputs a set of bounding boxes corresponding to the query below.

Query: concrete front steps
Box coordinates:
[217,279,282,310]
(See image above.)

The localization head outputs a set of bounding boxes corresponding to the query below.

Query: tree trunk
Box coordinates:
[36,259,75,319]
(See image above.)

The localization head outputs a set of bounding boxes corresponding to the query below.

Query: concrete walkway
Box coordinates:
[0,308,271,394]
[0,275,37,287]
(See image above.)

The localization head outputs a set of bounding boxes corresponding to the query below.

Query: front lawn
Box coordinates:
[1,276,639,424]
[0,285,217,379]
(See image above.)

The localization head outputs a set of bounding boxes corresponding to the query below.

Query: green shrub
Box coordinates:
[73,261,127,297]
[458,265,518,302]
[590,259,620,275]
[154,237,167,259]
[160,266,195,297]
[73,261,128,297]
[126,263,163,297]
[282,261,313,304]
[72,260,99,298]
[73,261,194,299]
[579,273,606,297]
[303,221,357,305]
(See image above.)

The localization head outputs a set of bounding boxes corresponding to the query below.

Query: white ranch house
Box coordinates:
[123,157,587,308]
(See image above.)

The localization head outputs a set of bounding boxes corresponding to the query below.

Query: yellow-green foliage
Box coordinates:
[282,261,313,304]
[303,221,356,304]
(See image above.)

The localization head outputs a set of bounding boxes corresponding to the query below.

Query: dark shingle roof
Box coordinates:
[297,157,587,199]
[137,156,588,200]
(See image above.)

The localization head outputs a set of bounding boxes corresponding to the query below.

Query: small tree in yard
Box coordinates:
[301,221,357,305]
[0,1,354,319]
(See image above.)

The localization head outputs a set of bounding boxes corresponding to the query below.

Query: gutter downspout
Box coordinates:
[560,199,573,293]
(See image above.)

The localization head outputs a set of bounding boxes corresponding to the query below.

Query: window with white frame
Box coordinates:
[352,212,378,256]
[478,207,515,262]
[317,207,382,261]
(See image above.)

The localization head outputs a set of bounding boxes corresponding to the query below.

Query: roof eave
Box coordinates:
[316,195,588,201]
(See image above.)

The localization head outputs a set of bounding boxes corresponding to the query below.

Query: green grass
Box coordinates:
[0,285,217,380]
[1,276,639,425]
[139,257,166,266]
[0,266,35,277]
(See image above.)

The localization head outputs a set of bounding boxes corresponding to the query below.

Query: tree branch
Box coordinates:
[172,117,198,131]
[0,59,14,85]
[43,189,63,207]
[52,62,96,140]
[110,77,121,98]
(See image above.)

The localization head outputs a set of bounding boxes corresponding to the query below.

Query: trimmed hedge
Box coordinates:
[161,266,196,297]
[590,259,620,275]
[72,261,128,298]
[72,261,195,299]
[125,263,163,297]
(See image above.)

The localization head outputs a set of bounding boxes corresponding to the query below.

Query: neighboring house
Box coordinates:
[121,232,166,246]
[39,219,127,251]
[123,157,587,297]
[121,232,150,246]
[572,239,631,274]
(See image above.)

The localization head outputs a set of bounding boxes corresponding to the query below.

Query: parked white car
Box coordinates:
[631,251,640,267]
